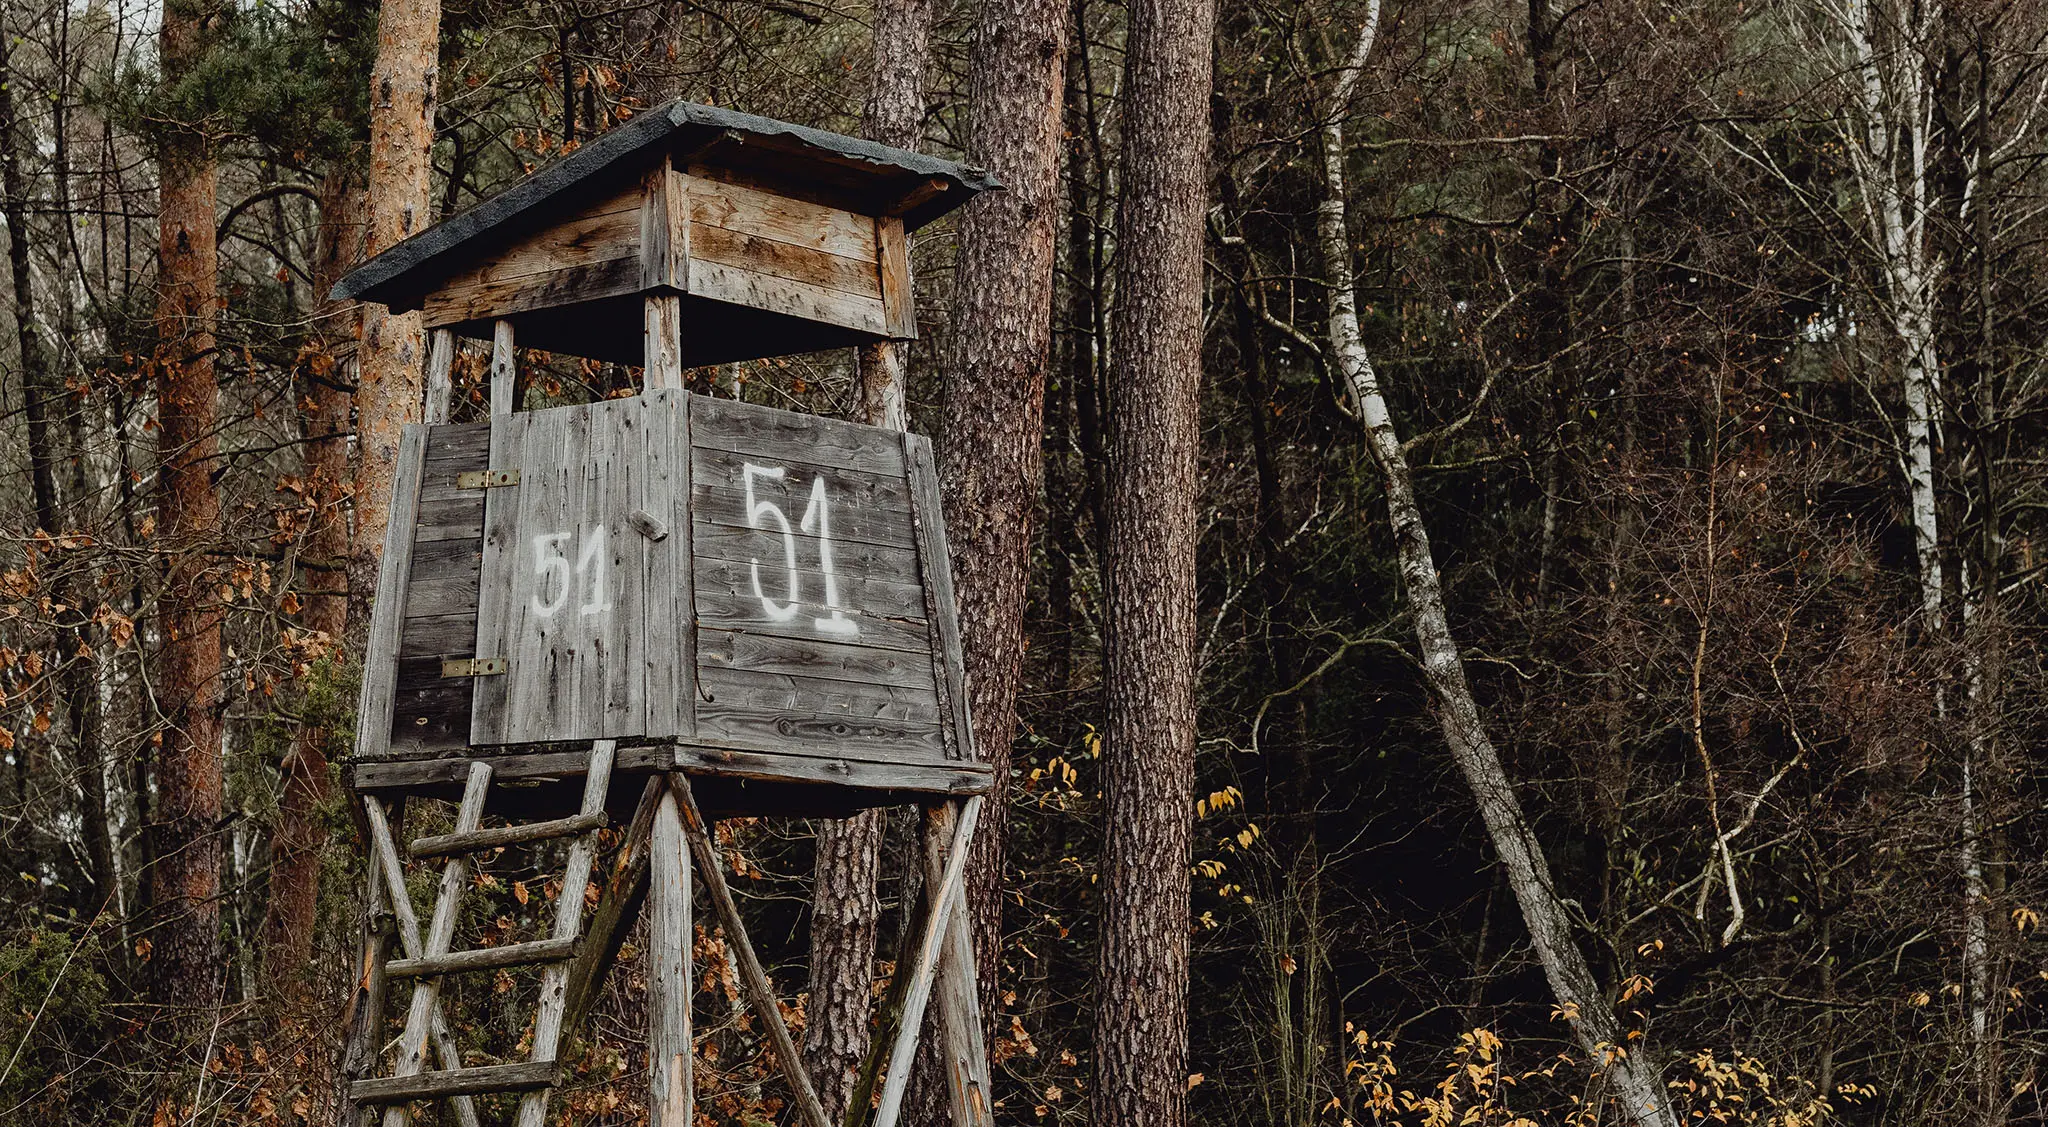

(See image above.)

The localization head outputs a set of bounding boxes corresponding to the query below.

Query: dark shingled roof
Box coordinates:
[333,100,999,305]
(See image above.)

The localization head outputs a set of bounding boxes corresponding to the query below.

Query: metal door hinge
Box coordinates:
[441,657,508,678]
[455,469,521,490]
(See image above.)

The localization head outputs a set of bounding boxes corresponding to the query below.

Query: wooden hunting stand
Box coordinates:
[330,101,1000,1127]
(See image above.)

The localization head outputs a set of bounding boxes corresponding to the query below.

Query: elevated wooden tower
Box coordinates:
[331,101,999,1127]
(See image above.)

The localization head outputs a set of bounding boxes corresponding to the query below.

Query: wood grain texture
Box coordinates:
[696,627,934,688]
[904,433,977,762]
[354,425,429,763]
[408,809,606,858]
[386,935,579,979]
[927,801,996,1127]
[875,217,914,337]
[689,524,925,588]
[694,702,947,762]
[693,554,928,623]
[671,747,990,793]
[397,613,477,660]
[640,161,682,291]
[471,395,689,745]
[491,321,517,416]
[688,259,887,335]
[690,394,908,473]
[693,587,931,654]
[691,221,881,299]
[423,329,456,425]
[351,749,612,791]
[395,419,489,753]
[682,171,878,260]
[691,445,915,547]
[644,390,694,739]
[353,1061,558,1104]
[647,788,693,1127]
[874,794,982,1127]
[416,183,639,330]
[644,295,682,386]
[695,662,937,716]
[424,256,644,328]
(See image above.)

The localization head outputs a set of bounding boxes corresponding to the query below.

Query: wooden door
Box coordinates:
[471,392,692,744]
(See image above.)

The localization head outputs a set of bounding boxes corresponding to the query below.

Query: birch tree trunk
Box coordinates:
[0,18,113,901]
[1830,0,1997,1107]
[151,0,226,1016]
[354,0,443,576]
[1314,11,1677,1125]
[1090,0,1211,1117]
[804,8,932,1107]
[938,0,1067,1040]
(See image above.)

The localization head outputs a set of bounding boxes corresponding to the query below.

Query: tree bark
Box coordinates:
[261,164,363,993]
[1312,10,1678,1126]
[1834,0,1992,1107]
[150,0,226,1016]
[1090,0,1210,1120]
[0,15,114,904]
[938,0,1067,1048]
[805,0,932,1116]
[354,0,443,580]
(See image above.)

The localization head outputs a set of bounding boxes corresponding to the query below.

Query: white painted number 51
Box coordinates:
[743,462,860,637]
[529,526,612,618]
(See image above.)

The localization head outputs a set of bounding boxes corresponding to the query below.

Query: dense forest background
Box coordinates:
[3,0,2047,1123]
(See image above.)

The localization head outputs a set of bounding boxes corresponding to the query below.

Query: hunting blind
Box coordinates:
[332,102,999,1127]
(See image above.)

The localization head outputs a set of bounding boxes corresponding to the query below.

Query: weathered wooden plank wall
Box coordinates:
[356,390,985,802]
[423,185,644,328]
[683,395,959,767]
[386,423,488,758]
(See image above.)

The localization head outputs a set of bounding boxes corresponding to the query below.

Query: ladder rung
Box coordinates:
[409,811,608,859]
[387,936,580,979]
[351,1060,558,1103]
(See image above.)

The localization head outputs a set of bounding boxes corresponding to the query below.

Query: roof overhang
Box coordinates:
[333,101,999,309]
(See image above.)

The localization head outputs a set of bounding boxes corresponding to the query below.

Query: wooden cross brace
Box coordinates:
[558,772,993,1127]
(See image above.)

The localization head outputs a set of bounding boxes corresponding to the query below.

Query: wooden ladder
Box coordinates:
[348,740,618,1127]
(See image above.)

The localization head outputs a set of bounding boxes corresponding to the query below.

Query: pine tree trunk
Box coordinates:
[804,1,932,1115]
[1313,11,1677,1126]
[354,0,443,579]
[151,0,225,1015]
[1090,0,1210,1119]
[261,164,363,993]
[938,0,1067,1046]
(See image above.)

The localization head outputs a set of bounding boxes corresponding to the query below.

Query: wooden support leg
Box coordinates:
[648,781,694,1127]
[843,841,936,1127]
[644,295,683,390]
[490,320,516,415]
[383,762,494,1127]
[925,801,995,1127]
[562,777,666,1041]
[874,795,983,1127]
[670,774,834,1127]
[422,328,456,424]
[334,842,394,1127]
